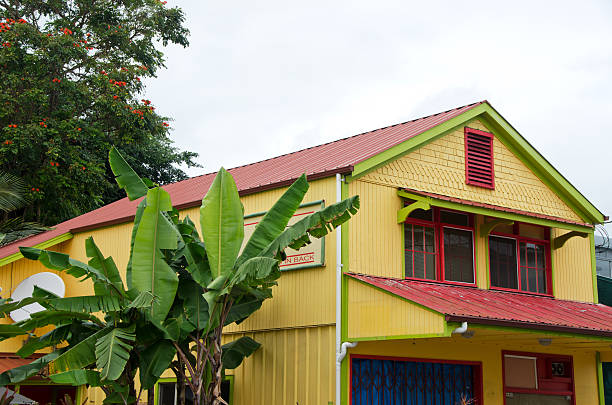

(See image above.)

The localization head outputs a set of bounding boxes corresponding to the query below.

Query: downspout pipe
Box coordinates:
[452,321,468,334]
[336,173,356,405]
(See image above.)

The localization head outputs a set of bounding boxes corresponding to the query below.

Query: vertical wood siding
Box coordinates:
[552,229,594,302]
[347,278,445,339]
[348,180,403,278]
[360,119,582,222]
[223,325,335,405]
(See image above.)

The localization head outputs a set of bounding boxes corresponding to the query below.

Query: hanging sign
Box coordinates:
[243,200,325,271]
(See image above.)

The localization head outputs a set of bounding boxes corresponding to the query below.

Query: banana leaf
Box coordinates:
[261,195,359,258]
[17,324,72,357]
[221,336,260,370]
[51,327,111,372]
[19,247,123,297]
[236,174,308,266]
[139,340,176,390]
[109,147,149,201]
[45,295,121,313]
[130,188,179,326]
[0,351,59,385]
[125,199,146,291]
[0,324,28,340]
[85,237,125,298]
[19,310,102,330]
[49,369,103,386]
[200,168,244,278]
[95,326,136,381]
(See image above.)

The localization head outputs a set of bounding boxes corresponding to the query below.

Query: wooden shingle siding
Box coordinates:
[361,119,582,222]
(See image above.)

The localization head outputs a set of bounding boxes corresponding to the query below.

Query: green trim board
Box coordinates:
[347,102,604,224]
[597,351,605,405]
[591,231,599,304]
[349,332,451,342]
[0,232,73,267]
[469,324,612,342]
[348,103,489,181]
[397,189,592,233]
[244,200,326,272]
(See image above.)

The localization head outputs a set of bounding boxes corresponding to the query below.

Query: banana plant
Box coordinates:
[0,147,359,405]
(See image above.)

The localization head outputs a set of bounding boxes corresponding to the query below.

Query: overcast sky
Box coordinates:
[144,0,612,229]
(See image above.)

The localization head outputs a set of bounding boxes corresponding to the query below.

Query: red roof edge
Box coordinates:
[70,166,354,233]
[444,314,612,338]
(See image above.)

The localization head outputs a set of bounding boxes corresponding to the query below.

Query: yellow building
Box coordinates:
[2,100,612,405]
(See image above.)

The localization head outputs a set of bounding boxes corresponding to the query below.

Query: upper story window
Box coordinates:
[465,127,494,189]
[489,222,551,295]
[404,207,475,284]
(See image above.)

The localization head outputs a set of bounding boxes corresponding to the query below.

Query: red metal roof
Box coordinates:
[0,353,42,374]
[401,188,592,228]
[348,273,612,337]
[0,101,484,259]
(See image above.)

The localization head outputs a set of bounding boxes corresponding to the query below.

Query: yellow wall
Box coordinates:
[347,278,446,339]
[552,229,595,302]
[349,338,599,405]
[223,325,335,405]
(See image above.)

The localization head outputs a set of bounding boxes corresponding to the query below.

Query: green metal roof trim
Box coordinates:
[598,275,612,307]
[350,102,606,224]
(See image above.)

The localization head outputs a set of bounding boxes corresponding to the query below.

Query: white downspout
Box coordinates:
[336,173,356,405]
[452,321,468,334]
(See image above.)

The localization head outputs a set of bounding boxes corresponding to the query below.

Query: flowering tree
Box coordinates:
[0,0,198,225]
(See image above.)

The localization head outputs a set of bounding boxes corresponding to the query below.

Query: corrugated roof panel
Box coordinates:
[348,273,612,337]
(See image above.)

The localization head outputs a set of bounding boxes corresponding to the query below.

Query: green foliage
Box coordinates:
[0,1,199,225]
[0,171,49,246]
[0,149,360,404]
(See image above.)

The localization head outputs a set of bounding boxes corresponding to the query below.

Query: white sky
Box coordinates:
[145,0,612,227]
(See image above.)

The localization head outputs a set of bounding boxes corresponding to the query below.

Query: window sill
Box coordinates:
[404,277,478,288]
[489,286,553,298]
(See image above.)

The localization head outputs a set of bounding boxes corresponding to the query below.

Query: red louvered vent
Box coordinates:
[464,127,494,189]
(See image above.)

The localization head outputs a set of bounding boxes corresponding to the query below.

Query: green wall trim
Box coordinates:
[347,103,489,181]
[0,232,73,268]
[397,190,592,233]
[590,231,599,303]
[470,324,612,342]
[598,351,605,405]
[350,331,451,342]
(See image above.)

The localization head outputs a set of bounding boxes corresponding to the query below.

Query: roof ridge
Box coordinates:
[168,100,486,187]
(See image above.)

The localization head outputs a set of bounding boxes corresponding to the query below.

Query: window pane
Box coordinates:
[525,243,536,268]
[408,208,433,221]
[535,244,545,268]
[440,211,469,226]
[490,237,518,289]
[527,267,537,292]
[404,224,413,247]
[537,269,547,294]
[414,252,425,279]
[159,383,175,405]
[405,251,413,277]
[425,253,436,280]
[414,226,424,251]
[424,226,435,253]
[443,228,474,283]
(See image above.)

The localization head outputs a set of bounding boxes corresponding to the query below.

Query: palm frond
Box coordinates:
[0,172,27,213]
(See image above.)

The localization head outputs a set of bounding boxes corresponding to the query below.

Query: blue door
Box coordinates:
[351,357,478,405]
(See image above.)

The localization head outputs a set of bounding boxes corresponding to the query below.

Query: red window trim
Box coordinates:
[350,354,484,405]
[502,350,575,405]
[489,230,553,296]
[404,207,476,286]
[465,127,495,189]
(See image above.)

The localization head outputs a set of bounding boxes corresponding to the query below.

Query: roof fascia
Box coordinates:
[347,102,605,224]
[347,103,489,182]
[0,232,73,268]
